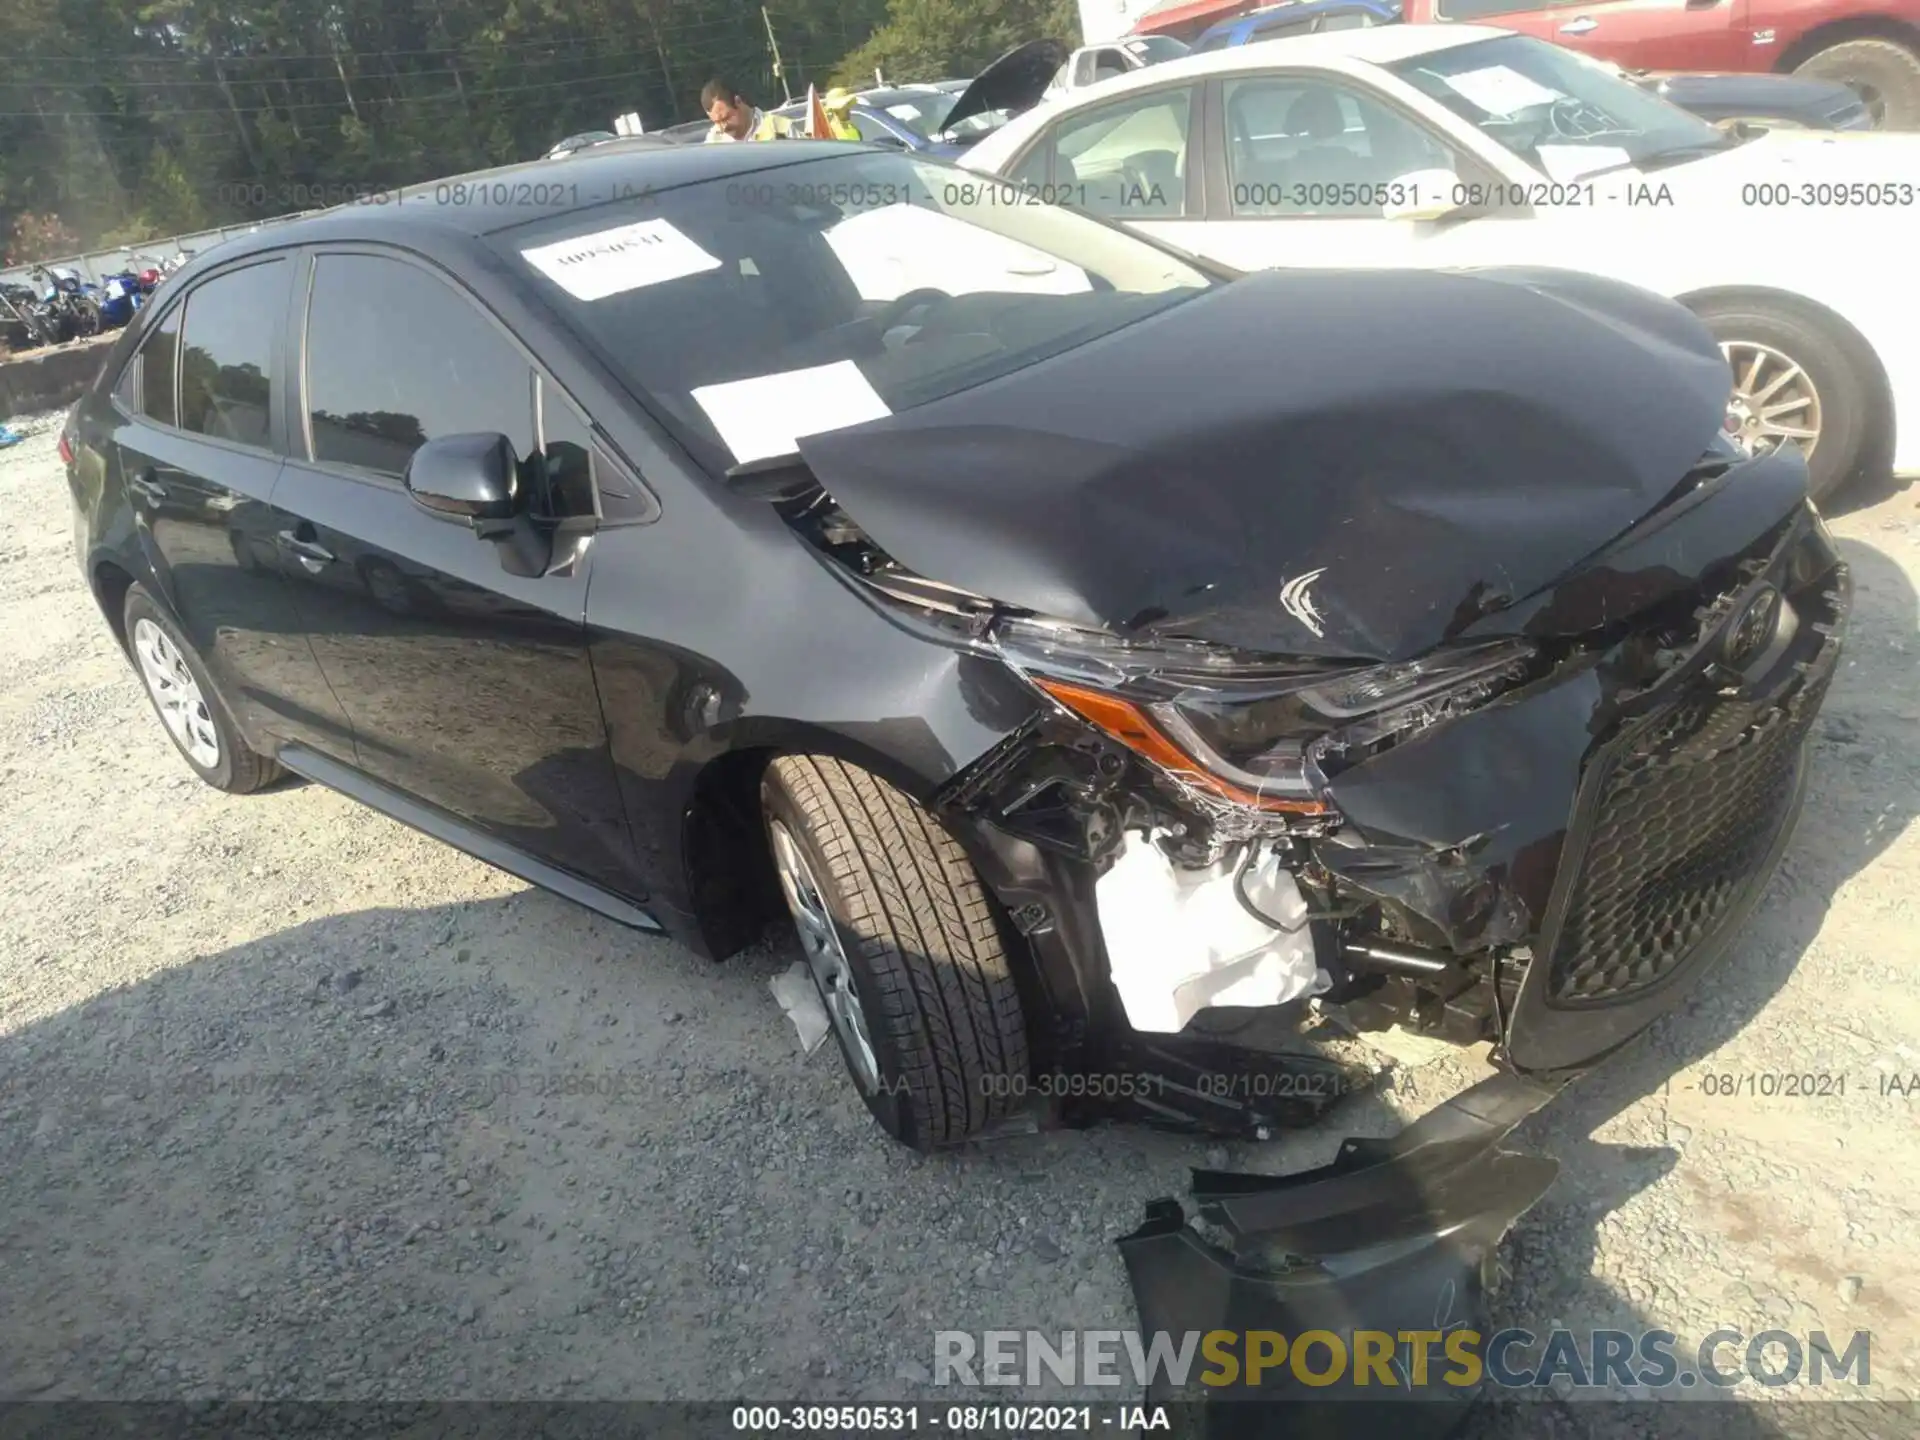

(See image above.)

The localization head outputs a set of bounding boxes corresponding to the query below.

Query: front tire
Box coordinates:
[123,584,283,794]
[1692,298,1870,502]
[761,755,1030,1151]
[1792,38,1920,130]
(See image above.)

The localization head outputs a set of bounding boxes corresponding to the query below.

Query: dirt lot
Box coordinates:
[2,410,1918,1434]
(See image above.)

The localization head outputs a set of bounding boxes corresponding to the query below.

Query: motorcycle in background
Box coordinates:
[30,266,103,342]
[0,281,59,351]
[97,269,147,328]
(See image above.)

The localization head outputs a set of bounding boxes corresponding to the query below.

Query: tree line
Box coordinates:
[0,0,1078,263]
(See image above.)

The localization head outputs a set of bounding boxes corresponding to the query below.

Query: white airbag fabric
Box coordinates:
[1095,833,1328,1034]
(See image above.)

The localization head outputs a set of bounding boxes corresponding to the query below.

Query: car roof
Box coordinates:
[963,22,1504,167]
[860,87,951,107]
[168,141,883,265]
[1217,0,1395,28]
[1115,20,1499,78]
[1197,1,1398,46]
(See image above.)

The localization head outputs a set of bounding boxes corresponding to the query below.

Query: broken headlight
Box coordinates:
[993,618,1535,815]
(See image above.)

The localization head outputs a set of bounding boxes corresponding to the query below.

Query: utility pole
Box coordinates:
[762,7,792,104]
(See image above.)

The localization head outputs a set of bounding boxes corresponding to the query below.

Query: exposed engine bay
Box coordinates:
[737,431,1849,1137]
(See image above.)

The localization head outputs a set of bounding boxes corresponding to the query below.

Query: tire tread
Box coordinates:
[767,755,1028,1148]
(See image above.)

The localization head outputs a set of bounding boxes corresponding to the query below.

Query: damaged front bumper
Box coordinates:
[933,476,1849,1135]
[1117,1070,1564,1439]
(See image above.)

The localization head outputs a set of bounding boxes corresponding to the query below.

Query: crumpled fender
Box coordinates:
[1116,1072,1563,1438]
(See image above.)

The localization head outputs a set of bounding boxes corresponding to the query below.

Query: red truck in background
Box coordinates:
[1124,0,1920,126]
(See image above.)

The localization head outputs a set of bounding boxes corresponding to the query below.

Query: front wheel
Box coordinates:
[760,755,1030,1150]
[1693,299,1870,503]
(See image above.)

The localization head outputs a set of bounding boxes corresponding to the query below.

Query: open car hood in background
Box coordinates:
[940,39,1071,133]
[797,266,1745,663]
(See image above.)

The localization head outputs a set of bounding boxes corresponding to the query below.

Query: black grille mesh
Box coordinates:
[1544,651,1833,1008]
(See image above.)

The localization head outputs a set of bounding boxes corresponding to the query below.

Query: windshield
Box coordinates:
[877,93,955,138]
[499,151,1213,472]
[1125,36,1191,63]
[1386,34,1730,181]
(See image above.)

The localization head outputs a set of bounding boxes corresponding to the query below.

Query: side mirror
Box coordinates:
[404,432,520,521]
[405,431,560,578]
[1382,168,1465,223]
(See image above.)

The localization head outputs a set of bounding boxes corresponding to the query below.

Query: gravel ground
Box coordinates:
[2,411,1917,1436]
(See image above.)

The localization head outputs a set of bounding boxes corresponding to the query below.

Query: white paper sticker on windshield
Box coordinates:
[886,103,922,121]
[691,361,892,464]
[1443,66,1565,117]
[520,219,721,301]
[1536,144,1634,182]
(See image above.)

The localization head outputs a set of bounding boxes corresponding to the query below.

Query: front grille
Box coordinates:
[1543,576,1843,1007]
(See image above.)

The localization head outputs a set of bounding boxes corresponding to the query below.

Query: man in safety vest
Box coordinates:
[701,79,796,143]
[815,88,862,141]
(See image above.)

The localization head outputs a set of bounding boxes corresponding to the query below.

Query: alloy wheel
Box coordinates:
[132,617,221,768]
[768,818,882,1095]
[1720,340,1822,464]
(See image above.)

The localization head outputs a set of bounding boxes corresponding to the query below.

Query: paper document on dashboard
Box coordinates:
[1444,66,1565,116]
[691,361,893,464]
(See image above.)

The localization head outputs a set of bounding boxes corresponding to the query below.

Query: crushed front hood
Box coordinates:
[797,266,1735,662]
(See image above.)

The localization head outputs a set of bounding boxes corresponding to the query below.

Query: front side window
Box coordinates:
[176,261,287,449]
[1052,86,1194,218]
[1224,74,1461,215]
[499,150,1212,474]
[303,253,536,482]
[1386,33,1732,180]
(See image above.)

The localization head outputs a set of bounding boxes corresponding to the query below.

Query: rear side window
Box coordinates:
[303,253,536,481]
[176,260,287,449]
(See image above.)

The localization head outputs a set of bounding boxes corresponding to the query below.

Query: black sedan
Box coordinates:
[63,142,1845,1369]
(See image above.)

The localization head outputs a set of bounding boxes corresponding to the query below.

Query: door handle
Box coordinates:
[1559,16,1598,33]
[277,529,337,568]
[127,469,167,504]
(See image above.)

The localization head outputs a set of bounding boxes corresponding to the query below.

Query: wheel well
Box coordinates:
[1679,285,1897,480]
[683,746,785,959]
[91,561,137,654]
[1777,16,1920,72]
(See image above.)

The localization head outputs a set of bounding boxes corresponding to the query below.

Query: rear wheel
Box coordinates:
[760,755,1029,1150]
[123,584,283,794]
[1792,38,1920,129]
[1692,298,1870,503]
